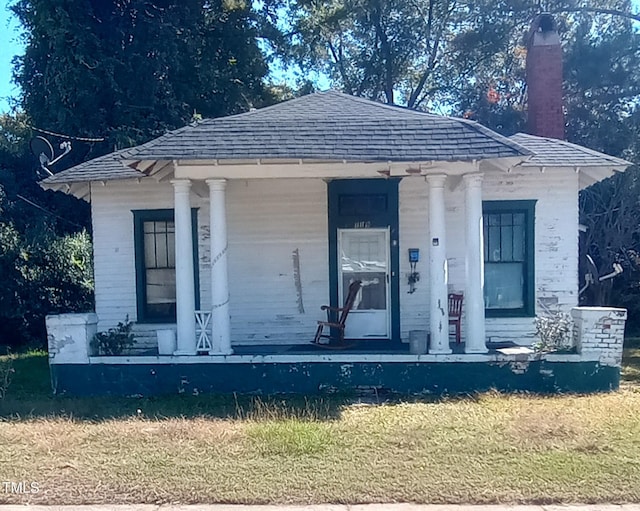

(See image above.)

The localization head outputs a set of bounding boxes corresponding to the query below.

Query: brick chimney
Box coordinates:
[526,13,565,139]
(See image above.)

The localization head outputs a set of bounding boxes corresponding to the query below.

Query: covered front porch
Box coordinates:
[157,158,497,357]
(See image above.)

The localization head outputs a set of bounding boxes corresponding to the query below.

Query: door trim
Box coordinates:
[327,179,400,341]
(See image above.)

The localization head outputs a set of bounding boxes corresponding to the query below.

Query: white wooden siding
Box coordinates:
[91,168,578,348]
[226,179,329,344]
[395,169,578,344]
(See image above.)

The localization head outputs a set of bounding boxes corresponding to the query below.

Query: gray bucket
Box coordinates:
[157,329,177,355]
[409,330,428,354]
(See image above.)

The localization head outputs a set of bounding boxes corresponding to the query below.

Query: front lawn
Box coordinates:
[0,347,639,505]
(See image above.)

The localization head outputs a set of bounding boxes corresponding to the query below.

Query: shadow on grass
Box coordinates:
[1,351,465,422]
[10,343,633,422]
[622,338,640,386]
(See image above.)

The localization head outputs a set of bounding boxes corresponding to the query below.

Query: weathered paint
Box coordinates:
[49,360,619,397]
[90,167,579,351]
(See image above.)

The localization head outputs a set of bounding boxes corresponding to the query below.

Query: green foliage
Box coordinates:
[533,310,573,353]
[11,0,273,151]
[0,353,15,400]
[92,317,135,356]
[0,0,276,349]
[0,225,94,347]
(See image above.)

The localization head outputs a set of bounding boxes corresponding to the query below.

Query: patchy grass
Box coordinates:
[0,349,639,504]
[622,337,640,385]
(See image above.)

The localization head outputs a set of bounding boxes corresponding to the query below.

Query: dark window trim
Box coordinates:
[483,200,536,318]
[133,209,200,323]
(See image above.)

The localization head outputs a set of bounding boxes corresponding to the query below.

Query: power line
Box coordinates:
[16,194,85,229]
[30,126,105,143]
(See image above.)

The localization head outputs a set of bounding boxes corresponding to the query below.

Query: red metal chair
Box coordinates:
[313,280,362,348]
[448,293,463,344]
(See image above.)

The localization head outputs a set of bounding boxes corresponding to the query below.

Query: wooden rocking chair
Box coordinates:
[313,280,362,348]
[448,293,464,344]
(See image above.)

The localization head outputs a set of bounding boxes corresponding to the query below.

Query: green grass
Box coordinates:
[0,347,639,505]
[622,337,640,385]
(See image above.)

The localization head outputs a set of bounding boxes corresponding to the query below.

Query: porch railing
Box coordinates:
[195,310,213,352]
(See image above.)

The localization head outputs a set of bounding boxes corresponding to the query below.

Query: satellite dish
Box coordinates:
[29,135,72,176]
[30,136,55,172]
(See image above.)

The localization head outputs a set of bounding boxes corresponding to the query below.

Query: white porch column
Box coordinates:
[463,173,488,353]
[172,179,197,355]
[426,174,452,354]
[207,179,232,355]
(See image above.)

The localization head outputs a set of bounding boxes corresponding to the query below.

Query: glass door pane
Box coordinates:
[338,228,390,338]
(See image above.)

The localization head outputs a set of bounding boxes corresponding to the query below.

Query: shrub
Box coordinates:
[0,353,15,399]
[534,310,573,352]
[93,316,135,355]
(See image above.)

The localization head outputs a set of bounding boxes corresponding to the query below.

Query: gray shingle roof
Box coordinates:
[43,92,568,188]
[40,148,144,186]
[509,132,632,168]
[120,91,529,162]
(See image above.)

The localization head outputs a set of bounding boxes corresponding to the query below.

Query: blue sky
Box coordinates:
[0,1,21,112]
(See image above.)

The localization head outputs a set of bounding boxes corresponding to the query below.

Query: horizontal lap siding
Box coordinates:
[398,169,578,345]
[92,170,577,348]
[91,181,209,333]
[226,179,328,344]
[398,178,429,339]
[482,169,579,343]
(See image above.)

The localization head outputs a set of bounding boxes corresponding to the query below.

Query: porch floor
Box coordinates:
[135,340,518,356]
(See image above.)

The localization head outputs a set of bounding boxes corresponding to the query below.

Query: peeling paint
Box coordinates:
[340,364,354,379]
[50,360,621,396]
[509,360,530,374]
[292,248,305,314]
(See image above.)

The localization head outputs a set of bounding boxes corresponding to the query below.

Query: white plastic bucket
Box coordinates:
[157,329,177,355]
[409,330,428,354]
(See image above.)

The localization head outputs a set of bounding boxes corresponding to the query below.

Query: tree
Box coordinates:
[2,0,275,347]
[12,0,273,154]
[278,0,640,328]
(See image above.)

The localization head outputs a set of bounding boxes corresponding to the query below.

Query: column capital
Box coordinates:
[206,178,227,191]
[171,179,192,192]
[425,173,447,188]
[462,172,484,187]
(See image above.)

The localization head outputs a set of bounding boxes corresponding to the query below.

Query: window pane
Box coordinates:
[144,231,156,268]
[513,213,525,226]
[140,217,177,320]
[146,268,176,305]
[488,226,501,262]
[513,224,525,261]
[156,223,169,268]
[342,273,386,310]
[146,266,177,318]
[167,231,175,267]
[484,263,524,309]
[341,232,386,272]
[501,225,513,261]
[339,194,387,216]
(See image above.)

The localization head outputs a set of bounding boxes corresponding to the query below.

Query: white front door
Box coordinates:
[338,228,391,339]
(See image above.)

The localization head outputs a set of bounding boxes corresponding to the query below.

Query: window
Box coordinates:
[133,209,199,323]
[483,200,535,317]
[338,194,388,216]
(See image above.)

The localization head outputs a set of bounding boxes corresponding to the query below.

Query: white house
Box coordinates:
[41,88,629,355]
[41,15,633,395]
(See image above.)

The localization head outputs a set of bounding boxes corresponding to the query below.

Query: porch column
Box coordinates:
[172,179,197,355]
[426,174,452,354]
[463,173,488,353]
[206,179,232,355]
